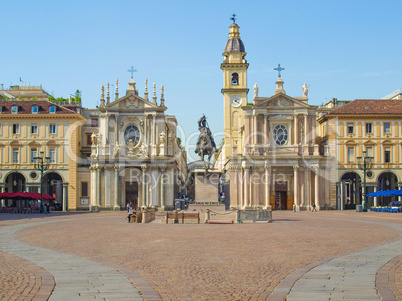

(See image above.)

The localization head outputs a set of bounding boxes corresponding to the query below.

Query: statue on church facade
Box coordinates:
[302,83,309,97]
[195,115,217,170]
[253,83,259,99]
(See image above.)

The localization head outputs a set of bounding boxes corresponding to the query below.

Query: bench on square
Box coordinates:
[166,211,200,224]
[129,212,142,223]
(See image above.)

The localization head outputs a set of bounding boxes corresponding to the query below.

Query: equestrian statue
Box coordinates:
[195,115,217,171]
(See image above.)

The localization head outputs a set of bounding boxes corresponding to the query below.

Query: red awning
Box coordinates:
[0,192,55,200]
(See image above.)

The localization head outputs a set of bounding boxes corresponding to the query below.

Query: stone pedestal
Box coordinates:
[189,169,225,211]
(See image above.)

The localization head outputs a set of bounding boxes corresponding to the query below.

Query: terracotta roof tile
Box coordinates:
[0,100,76,114]
[329,99,402,115]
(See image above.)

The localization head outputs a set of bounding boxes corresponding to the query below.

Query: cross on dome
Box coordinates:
[230,13,237,23]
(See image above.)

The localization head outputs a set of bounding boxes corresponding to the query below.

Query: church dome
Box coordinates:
[224,38,245,53]
[224,22,245,53]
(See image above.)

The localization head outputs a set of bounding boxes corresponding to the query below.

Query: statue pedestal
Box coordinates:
[188,169,225,212]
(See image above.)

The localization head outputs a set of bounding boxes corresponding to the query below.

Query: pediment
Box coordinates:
[256,94,311,108]
[106,93,159,110]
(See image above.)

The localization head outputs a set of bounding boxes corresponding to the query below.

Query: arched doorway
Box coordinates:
[377,172,398,206]
[5,172,26,193]
[43,172,63,211]
[340,172,362,210]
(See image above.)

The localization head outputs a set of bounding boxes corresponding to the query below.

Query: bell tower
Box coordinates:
[221,17,249,160]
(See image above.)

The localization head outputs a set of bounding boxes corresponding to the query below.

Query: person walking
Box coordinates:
[312,203,317,212]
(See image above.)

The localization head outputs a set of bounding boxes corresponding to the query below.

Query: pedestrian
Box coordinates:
[312,203,317,212]
[127,202,134,223]
[293,203,296,212]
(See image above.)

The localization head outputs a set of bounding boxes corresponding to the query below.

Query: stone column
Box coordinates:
[151,115,157,156]
[294,114,298,146]
[340,181,345,210]
[265,165,271,208]
[314,166,320,210]
[263,114,268,145]
[304,114,308,145]
[293,166,299,210]
[104,167,110,207]
[253,115,258,146]
[97,167,102,208]
[114,165,120,210]
[373,186,378,207]
[141,165,147,209]
[244,167,250,208]
[89,165,97,211]
[62,183,68,212]
[159,165,166,210]
[239,168,244,208]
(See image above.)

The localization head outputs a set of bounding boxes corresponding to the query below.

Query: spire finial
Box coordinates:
[106,83,110,105]
[115,78,119,100]
[100,84,105,107]
[160,84,165,107]
[153,82,157,104]
[144,78,149,101]
[230,13,237,23]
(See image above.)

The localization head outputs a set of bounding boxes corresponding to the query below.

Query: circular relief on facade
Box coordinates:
[273,125,288,146]
[124,125,141,146]
[30,171,38,179]
[366,171,374,179]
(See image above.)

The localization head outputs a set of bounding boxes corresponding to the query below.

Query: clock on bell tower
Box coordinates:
[221,18,249,160]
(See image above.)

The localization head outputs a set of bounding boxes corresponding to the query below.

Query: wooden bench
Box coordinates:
[166,212,200,224]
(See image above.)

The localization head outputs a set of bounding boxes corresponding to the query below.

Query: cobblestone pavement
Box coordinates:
[4,211,397,300]
[284,218,402,301]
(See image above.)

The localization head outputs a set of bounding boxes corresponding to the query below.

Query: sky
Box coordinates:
[1,0,402,162]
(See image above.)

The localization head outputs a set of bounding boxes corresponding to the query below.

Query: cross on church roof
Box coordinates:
[274,64,285,78]
[127,65,137,79]
[230,13,237,23]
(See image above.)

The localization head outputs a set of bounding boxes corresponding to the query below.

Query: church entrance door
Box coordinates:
[126,182,138,210]
[275,181,288,210]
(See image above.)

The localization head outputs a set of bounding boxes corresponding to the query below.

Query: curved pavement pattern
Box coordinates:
[0,220,144,301]
[277,219,402,301]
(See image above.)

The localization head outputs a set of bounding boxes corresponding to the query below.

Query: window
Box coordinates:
[365,123,372,134]
[31,124,38,134]
[124,125,141,146]
[81,182,88,197]
[32,106,38,114]
[49,124,56,134]
[366,146,373,159]
[347,147,354,163]
[231,73,239,85]
[384,147,391,163]
[12,148,19,163]
[12,123,20,134]
[31,148,37,163]
[273,125,288,146]
[91,118,98,127]
[384,123,391,134]
[49,148,56,163]
[11,106,18,114]
[86,133,92,146]
[49,106,56,113]
[347,123,354,134]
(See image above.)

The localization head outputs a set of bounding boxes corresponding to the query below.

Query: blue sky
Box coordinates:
[2,0,401,162]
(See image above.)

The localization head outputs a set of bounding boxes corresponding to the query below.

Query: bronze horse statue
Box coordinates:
[195,115,217,170]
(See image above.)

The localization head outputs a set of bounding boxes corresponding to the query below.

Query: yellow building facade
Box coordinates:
[0,93,86,210]
[318,99,402,209]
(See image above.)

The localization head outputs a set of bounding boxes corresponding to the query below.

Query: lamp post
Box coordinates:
[357,150,374,211]
[34,151,50,213]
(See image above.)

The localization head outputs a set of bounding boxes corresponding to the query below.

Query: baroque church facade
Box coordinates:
[215,21,336,210]
[78,78,187,211]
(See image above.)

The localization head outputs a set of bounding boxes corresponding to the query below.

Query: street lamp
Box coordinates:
[34,151,51,213]
[357,150,374,211]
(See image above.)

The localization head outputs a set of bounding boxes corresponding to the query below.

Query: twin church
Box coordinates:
[1,18,399,211]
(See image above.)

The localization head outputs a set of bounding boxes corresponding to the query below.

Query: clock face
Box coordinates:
[124,125,141,146]
[230,95,242,108]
